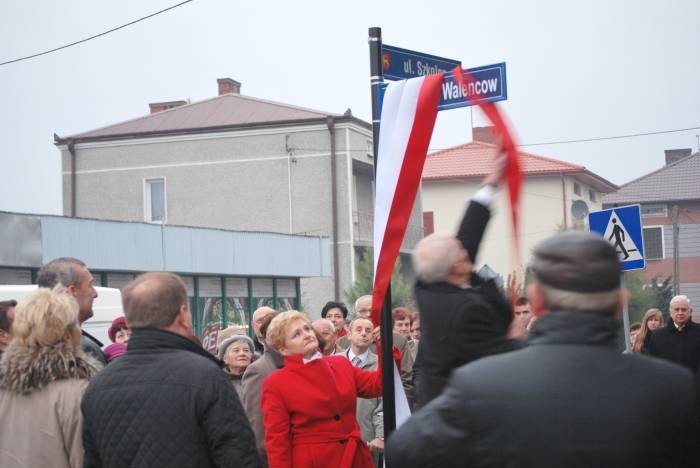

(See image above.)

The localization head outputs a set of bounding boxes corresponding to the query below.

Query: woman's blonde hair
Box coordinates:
[12,287,79,348]
[632,308,664,353]
[265,310,310,351]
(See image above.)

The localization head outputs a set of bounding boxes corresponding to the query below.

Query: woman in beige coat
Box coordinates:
[0,288,98,468]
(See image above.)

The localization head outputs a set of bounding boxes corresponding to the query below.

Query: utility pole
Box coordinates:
[368,26,397,441]
[672,205,680,296]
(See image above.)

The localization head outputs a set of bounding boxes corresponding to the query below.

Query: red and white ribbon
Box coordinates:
[371,73,443,325]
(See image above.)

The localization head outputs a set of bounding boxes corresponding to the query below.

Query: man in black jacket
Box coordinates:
[412,154,519,407]
[81,272,260,468]
[648,295,700,372]
[387,232,699,468]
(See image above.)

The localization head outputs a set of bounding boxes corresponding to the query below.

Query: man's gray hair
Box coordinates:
[354,295,372,311]
[37,257,86,288]
[670,295,691,307]
[539,283,620,315]
[312,318,335,332]
[412,232,462,284]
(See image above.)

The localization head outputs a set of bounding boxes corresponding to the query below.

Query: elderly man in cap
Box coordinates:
[386,232,699,468]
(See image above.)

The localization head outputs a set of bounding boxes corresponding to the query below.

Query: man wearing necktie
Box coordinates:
[339,317,384,465]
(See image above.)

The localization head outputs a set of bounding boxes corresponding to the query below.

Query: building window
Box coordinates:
[641,204,667,218]
[643,226,664,260]
[144,178,166,223]
[276,279,298,310]
[105,273,135,289]
[199,277,223,353]
[252,278,274,309]
[423,211,435,236]
[588,190,596,202]
[0,268,32,285]
[224,278,250,328]
[573,182,581,196]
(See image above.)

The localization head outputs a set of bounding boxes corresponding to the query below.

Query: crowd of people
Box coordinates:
[0,155,699,467]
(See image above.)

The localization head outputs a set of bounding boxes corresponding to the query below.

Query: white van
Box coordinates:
[0,285,123,347]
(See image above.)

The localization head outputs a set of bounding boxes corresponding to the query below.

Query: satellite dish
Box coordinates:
[571,200,590,220]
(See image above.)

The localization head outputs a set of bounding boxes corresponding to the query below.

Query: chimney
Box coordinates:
[664,148,692,165]
[148,100,187,114]
[472,126,499,145]
[217,78,241,95]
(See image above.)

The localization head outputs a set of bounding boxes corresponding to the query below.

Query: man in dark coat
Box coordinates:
[81,272,260,468]
[648,295,700,372]
[37,257,107,366]
[386,232,699,468]
[411,155,519,407]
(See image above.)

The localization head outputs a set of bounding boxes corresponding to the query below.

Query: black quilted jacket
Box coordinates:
[81,327,261,468]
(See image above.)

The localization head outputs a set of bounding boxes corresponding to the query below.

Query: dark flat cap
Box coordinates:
[530,232,621,293]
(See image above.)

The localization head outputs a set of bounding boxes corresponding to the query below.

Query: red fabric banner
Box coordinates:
[452,65,523,257]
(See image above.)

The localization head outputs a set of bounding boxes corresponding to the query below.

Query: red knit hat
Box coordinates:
[108,316,128,343]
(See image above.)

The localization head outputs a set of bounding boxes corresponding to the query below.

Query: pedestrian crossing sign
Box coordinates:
[588,204,645,271]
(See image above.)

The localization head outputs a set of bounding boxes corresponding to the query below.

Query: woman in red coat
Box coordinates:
[261,310,383,468]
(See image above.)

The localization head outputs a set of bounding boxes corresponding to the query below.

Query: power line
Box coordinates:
[0,0,193,67]
[518,126,700,147]
[289,125,700,153]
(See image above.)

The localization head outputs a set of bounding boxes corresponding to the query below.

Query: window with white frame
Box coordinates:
[588,189,596,202]
[641,204,667,218]
[366,139,374,159]
[642,226,664,260]
[573,182,581,196]
[144,178,166,223]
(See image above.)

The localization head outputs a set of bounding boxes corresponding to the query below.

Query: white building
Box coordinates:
[421,127,617,279]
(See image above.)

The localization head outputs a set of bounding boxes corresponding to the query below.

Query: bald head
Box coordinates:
[122,272,188,329]
[253,306,276,341]
[354,295,373,319]
[313,318,337,354]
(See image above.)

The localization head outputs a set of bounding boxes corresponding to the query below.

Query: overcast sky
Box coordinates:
[1,0,698,215]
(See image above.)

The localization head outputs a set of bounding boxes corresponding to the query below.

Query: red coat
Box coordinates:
[261,354,382,468]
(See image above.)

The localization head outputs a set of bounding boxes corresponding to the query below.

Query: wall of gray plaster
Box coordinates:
[60,124,370,309]
[300,240,356,320]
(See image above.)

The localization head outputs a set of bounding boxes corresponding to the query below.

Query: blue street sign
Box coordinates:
[438,63,507,110]
[377,62,508,113]
[589,204,646,271]
[381,44,461,81]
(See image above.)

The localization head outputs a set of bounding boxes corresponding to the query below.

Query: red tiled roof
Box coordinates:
[423,141,585,180]
[67,93,343,140]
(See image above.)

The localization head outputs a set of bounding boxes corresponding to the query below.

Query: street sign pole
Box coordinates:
[621,273,631,351]
[368,26,397,441]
